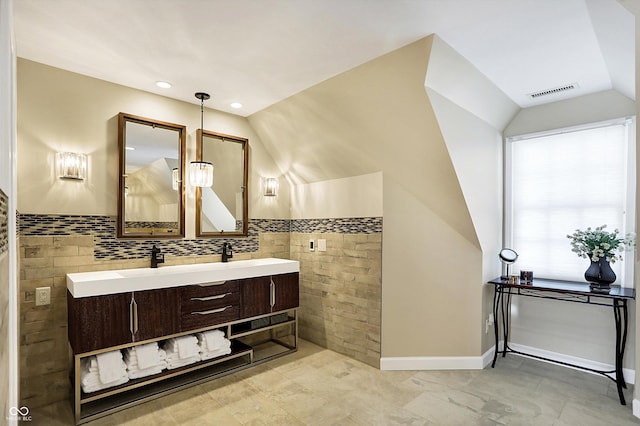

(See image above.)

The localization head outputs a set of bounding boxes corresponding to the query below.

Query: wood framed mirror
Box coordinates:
[117,112,186,238]
[195,130,248,237]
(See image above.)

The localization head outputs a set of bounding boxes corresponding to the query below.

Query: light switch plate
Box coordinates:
[309,239,315,251]
[318,239,327,252]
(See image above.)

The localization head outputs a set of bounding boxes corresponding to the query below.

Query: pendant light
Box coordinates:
[190,92,214,187]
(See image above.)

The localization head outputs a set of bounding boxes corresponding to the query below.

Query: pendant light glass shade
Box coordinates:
[190,161,214,187]
[191,91,214,188]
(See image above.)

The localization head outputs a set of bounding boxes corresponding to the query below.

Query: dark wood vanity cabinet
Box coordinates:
[68,273,299,354]
[133,288,180,341]
[67,292,132,354]
[180,280,241,332]
[68,268,299,425]
[67,288,180,353]
[240,272,299,318]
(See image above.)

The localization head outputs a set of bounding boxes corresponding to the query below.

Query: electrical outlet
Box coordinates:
[318,239,327,252]
[35,287,51,306]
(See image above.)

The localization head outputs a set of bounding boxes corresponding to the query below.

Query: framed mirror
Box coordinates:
[117,112,186,238]
[195,130,248,237]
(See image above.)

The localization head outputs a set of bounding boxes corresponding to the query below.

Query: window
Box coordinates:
[505,118,635,285]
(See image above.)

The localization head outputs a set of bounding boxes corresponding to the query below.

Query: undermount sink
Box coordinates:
[67,258,300,298]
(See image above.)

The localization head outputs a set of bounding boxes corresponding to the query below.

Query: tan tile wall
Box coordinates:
[19,232,290,409]
[290,233,381,368]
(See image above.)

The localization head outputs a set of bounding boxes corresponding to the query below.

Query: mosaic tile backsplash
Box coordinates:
[0,189,7,254]
[291,217,382,234]
[18,214,380,261]
[19,214,287,261]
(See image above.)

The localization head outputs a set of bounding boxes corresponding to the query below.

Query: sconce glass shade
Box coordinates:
[172,168,179,190]
[56,152,87,180]
[264,177,279,196]
[190,161,214,187]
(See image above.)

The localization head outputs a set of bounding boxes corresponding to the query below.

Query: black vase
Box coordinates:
[584,257,616,291]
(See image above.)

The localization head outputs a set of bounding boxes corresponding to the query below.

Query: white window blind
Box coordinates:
[506,119,635,285]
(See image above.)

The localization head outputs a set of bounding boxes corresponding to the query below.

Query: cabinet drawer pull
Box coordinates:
[197,281,226,287]
[190,293,231,302]
[129,298,138,335]
[192,305,233,315]
[270,277,276,308]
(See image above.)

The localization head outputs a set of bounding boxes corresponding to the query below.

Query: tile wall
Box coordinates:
[18,215,290,408]
[290,217,382,368]
[18,214,383,408]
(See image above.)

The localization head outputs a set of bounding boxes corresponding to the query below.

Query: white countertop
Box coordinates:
[67,258,300,298]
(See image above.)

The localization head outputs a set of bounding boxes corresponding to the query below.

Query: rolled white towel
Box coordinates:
[132,342,162,370]
[200,339,231,354]
[165,355,200,370]
[81,356,128,393]
[200,346,232,361]
[197,330,228,351]
[96,350,126,385]
[164,336,199,360]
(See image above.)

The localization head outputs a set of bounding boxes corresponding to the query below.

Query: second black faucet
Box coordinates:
[222,242,233,262]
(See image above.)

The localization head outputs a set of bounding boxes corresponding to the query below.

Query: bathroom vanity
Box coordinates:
[66,258,299,424]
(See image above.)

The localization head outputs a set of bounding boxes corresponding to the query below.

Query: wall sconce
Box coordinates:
[263,177,279,197]
[172,168,179,190]
[56,152,87,180]
[190,92,214,188]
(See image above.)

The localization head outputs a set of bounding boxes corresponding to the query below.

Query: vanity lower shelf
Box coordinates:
[72,309,298,424]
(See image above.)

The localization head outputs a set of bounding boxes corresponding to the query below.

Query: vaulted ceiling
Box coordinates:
[14,0,635,116]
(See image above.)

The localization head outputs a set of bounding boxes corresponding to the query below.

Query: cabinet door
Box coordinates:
[67,291,132,354]
[272,272,299,312]
[133,288,180,342]
[240,276,271,318]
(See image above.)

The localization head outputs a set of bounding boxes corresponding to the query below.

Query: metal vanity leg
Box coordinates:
[74,354,81,423]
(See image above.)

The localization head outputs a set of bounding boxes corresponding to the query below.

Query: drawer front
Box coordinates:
[181,290,240,313]
[180,280,239,300]
[181,304,240,331]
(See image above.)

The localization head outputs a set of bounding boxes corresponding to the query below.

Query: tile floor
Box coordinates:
[30,340,639,425]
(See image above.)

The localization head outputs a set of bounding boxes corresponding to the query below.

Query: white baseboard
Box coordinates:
[380,354,485,370]
[381,343,635,386]
[633,399,640,419]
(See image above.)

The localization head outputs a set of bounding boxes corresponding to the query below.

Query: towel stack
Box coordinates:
[197,330,232,361]
[124,342,168,379]
[162,335,201,369]
[80,350,128,393]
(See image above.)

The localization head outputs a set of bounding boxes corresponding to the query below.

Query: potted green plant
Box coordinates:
[567,225,635,291]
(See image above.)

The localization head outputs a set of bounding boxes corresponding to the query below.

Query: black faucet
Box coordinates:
[151,245,164,268]
[222,242,233,263]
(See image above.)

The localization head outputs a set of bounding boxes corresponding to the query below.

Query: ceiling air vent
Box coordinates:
[528,83,578,99]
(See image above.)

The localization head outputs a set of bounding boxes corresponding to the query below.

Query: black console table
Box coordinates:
[488,277,635,405]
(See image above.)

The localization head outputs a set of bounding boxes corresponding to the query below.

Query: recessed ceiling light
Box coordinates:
[230,102,242,109]
[126,146,135,151]
[156,81,172,89]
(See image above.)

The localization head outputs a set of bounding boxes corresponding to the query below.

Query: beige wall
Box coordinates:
[425,35,516,354]
[291,172,383,219]
[505,89,635,137]
[251,36,489,358]
[16,59,290,227]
